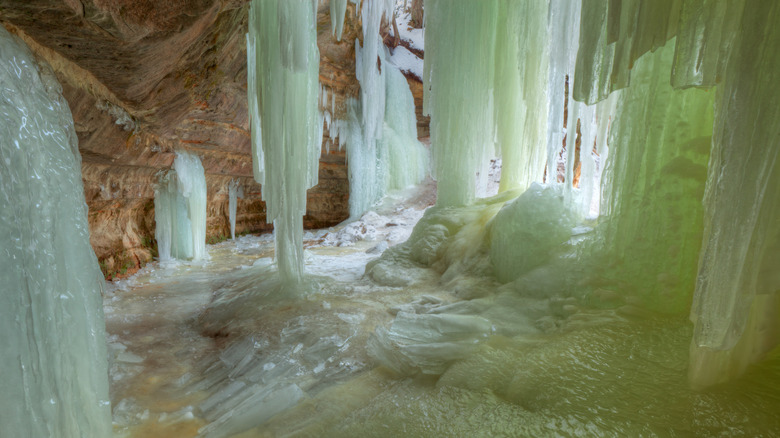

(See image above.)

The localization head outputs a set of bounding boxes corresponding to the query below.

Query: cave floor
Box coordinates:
[104,184,780,438]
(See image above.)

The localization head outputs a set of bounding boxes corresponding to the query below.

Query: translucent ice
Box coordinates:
[0,26,111,437]
[248,0,322,284]
[154,151,208,261]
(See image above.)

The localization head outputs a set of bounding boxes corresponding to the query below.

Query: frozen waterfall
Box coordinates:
[247,0,322,285]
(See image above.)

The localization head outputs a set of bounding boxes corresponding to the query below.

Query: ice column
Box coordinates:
[688,1,780,388]
[330,0,348,41]
[423,0,498,206]
[328,0,427,217]
[0,27,112,437]
[154,151,207,261]
[228,179,243,240]
[248,0,322,284]
[597,42,714,314]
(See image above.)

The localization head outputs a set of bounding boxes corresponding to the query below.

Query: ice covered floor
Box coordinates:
[105,180,780,437]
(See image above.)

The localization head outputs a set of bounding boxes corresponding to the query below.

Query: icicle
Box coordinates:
[0,26,112,437]
[248,0,321,284]
[330,0,348,41]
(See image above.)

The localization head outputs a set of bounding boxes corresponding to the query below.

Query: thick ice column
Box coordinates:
[424,0,498,206]
[493,0,550,192]
[0,27,112,437]
[154,151,207,261]
[248,0,321,284]
[689,1,780,388]
[174,151,208,260]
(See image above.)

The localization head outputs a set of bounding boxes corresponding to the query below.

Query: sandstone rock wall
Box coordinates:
[0,0,427,277]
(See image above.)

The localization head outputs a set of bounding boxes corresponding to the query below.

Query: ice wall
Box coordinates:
[493,0,550,193]
[154,151,207,261]
[247,0,322,284]
[687,1,780,387]
[330,0,348,41]
[419,0,780,387]
[0,27,111,436]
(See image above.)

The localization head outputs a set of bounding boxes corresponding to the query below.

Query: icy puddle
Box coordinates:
[105,186,780,437]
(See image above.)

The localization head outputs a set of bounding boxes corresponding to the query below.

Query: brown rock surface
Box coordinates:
[0,0,427,277]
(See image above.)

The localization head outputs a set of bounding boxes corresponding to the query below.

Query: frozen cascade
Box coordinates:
[0,27,111,436]
[247,0,322,284]
[228,179,243,240]
[154,151,208,261]
[325,0,428,217]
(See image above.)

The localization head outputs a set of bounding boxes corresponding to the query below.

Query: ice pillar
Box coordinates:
[228,179,243,240]
[247,0,322,284]
[423,0,498,206]
[0,27,112,437]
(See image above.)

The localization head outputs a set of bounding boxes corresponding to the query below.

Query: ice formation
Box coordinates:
[154,151,208,261]
[330,0,348,41]
[247,0,322,284]
[416,0,780,387]
[0,27,111,436]
[325,0,428,217]
[228,179,243,240]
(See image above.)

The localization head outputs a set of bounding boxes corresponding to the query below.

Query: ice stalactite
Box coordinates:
[330,0,348,41]
[423,0,498,207]
[154,151,207,261]
[247,0,322,284]
[0,27,111,437]
[228,179,244,240]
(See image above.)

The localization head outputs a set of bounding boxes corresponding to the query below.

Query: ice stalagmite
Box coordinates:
[0,27,111,437]
[154,151,207,261]
[423,0,498,206]
[247,0,321,284]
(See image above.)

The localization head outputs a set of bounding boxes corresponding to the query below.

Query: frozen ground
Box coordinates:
[105,178,780,437]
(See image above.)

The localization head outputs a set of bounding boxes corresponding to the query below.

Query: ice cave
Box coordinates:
[1,0,779,436]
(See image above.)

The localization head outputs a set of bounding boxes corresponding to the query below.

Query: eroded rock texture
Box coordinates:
[0,1,344,275]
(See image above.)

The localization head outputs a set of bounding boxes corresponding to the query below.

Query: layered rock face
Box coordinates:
[0,0,425,276]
